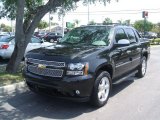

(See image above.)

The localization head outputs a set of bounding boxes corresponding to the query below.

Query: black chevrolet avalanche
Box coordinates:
[23,25,150,107]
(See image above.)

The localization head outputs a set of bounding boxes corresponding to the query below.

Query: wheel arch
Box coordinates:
[142,51,149,60]
[95,63,114,79]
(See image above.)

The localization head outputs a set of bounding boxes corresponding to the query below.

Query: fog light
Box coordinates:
[75,90,80,95]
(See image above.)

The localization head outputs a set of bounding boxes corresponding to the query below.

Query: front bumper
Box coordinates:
[0,50,10,59]
[23,69,94,102]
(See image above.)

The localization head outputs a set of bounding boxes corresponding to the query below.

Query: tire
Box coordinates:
[135,56,147,78]
[26,82,38,93]
[50,39,54,43]
[90,71,111,107]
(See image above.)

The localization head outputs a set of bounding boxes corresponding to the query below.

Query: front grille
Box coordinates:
[28,65,63,77]
[27,58,65,68]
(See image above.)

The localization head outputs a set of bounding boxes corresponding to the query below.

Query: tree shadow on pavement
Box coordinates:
[0,90,96,120]
[0,77,137,120]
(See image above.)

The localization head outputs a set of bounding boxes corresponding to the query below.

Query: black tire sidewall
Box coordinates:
[90,71,111,107]
[136,57,147,78]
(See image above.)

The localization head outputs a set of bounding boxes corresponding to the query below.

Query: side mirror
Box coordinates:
[115,39,130,47]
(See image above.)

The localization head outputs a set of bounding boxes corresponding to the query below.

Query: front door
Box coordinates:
[112,28,132,79]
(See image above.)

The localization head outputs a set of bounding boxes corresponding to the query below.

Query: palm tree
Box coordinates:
[103,18,112,25]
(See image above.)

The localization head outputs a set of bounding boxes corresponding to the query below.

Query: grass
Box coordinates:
[0,73,24,87]
[150,38,160,45]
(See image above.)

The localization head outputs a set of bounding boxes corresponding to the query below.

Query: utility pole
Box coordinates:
[144,17,146,36]
[11,20,13,32]
[62,14,64,37]
[142,11,148,36]
[49,11,51,32]
[61,5,65,37]
[87,1,90,24]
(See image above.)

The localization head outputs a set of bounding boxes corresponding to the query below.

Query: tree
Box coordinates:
[0,0,114,73]
[0,23,12,32]
[37,20,48,30]
[51,22,59,26]
[117,20,122,24]
[123,19,130,25]
[74,19,80,27]
[152,23,160,36]
[88,20,96,25]
[0,23,6,28]
[102,17,112,25]
[134,20,153,33]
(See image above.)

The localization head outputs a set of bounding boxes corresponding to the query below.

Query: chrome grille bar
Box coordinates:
[28,65,63,77]
[27,58,65,67]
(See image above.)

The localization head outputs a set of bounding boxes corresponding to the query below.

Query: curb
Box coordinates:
[151,45,160,48]
[0,81,26,94]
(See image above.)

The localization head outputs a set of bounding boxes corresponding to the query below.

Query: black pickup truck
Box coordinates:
[23,25,150,107]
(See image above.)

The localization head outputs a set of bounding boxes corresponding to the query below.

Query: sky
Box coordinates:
[0,0,160,27]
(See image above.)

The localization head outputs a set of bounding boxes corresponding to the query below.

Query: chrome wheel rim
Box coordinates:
[98,77,110,102]
[50,39,54,42]
[142,59,147,75]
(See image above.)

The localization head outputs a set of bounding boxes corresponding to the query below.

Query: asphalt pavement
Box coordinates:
[0,46,160,120]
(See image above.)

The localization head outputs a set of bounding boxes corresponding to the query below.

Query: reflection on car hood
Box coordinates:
[28,44,103,59]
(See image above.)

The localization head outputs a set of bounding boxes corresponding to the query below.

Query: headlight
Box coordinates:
[68,63,85,70]
[67,63,89,76]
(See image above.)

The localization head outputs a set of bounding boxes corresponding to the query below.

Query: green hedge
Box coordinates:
[150,38,160,45]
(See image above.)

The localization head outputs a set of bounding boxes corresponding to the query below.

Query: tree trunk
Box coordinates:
[6,0,25,73]
[5,0,70,73]
[6,37,27,73]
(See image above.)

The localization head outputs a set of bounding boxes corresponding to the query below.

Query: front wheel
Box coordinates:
[90,71,111,107]
[136,56,147,78]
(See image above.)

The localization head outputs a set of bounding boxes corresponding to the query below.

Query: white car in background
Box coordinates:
[0,36,54,59]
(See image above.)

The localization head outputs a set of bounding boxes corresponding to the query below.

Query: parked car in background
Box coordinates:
[43,32,62,42]
[0,36,54,59]
[142,32,157,39]
[0,34,9,39]
[34,32,46,39]
[0,32,15,36]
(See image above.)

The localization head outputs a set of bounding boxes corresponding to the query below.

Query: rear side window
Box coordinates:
[126,28,137,43]
[115,29,128,42]
[0,36,12,42]
[135,30,142,38]
[49,33,56,36]
[31,37,41,43]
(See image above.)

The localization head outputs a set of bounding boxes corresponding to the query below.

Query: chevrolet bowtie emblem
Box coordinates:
[38,64,46,69]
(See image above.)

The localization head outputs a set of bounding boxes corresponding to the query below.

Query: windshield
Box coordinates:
[60,26,112,46]
[0,36,13,42]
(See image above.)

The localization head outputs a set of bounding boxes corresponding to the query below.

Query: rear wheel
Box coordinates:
[136,56,147,78]
[90,71,111,107]
[50,39,54,43]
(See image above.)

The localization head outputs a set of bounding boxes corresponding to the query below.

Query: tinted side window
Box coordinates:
[31,37,41,43]
[126,28,137,43]
[135,30,141,38]
[115,29,128,42]
[49,33,56,36]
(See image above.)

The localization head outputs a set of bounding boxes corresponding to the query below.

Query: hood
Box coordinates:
[28,43,103,59]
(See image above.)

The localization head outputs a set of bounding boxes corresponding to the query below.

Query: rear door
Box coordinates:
[125,28,141,70]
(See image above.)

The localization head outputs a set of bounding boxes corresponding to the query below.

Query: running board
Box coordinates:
[113,70,138,85]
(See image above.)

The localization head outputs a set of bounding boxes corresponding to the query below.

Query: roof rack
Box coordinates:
[80,23,132,27]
